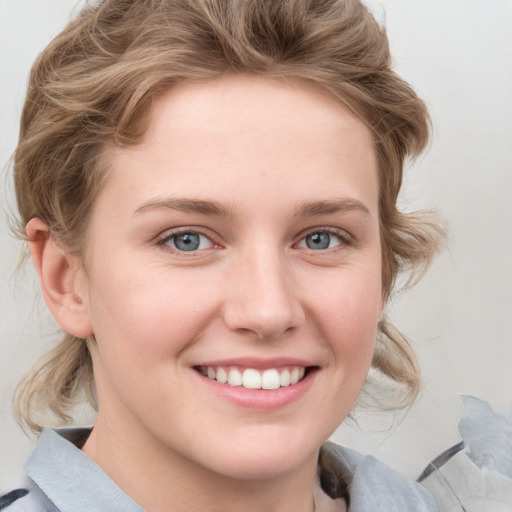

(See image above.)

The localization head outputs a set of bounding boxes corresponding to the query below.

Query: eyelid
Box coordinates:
[155,226,222,253]
[294,227,353,250]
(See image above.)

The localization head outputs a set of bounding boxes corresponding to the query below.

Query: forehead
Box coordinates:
[142,75,373,159]
[97,75,378,218]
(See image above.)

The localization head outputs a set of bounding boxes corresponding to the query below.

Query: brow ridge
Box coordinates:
[296,198,371,217]
[134,198,232,217]
[134,197,370,219]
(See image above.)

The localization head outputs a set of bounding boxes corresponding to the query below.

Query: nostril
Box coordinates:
[222,271,305,339]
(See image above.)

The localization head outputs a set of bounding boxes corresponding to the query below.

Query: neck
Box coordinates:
[83,416,320,512]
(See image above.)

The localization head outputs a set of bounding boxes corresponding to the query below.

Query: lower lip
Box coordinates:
[194,369,317,410]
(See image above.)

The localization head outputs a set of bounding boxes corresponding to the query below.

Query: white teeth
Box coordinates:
[228,367,243,386]
[279,369,291,387]
[216,367,228,384]
[242,368,262,389]
[200,365,308,389]
[261,369,280,390]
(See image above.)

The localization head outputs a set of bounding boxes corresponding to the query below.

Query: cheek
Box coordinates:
[304,269,381,435]
[311,266,382,363]
[86,263,219,366]
[84,269,217,419]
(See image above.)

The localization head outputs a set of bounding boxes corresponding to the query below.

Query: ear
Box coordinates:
[26,218,93,338]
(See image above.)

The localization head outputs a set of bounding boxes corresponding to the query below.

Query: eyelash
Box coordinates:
[294,227,353,252]
[155,227,353,255]
[156,228,220,255]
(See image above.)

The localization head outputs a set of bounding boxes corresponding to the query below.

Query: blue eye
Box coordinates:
[298,231,344,250]
[306,232,331,250]
[163,231,214,252]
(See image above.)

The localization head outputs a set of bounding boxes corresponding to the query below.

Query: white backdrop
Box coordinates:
[1,0,511,491]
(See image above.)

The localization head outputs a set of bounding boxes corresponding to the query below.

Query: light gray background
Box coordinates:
[1,0,511,492]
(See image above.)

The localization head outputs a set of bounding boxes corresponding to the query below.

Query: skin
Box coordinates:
[28,76,383,512]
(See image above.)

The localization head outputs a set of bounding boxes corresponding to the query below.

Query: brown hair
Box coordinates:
[13,0,445,433]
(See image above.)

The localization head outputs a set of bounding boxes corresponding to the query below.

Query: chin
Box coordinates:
[193,431,322,481]
[208,453,312,481]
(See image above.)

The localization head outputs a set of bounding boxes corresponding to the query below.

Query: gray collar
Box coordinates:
[24,428,144,512]
[24,429,437,512]
[320,442,438,511]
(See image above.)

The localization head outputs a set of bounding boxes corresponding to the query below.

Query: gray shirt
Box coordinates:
[2,428,438,512]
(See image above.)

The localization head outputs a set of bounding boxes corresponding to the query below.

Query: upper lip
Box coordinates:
[192,357,316,370]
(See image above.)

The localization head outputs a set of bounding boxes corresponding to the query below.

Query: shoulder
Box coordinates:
[5,428,143,512]
[0,428,89,512]
[419,396,512,512]
[0,489,28,511]
[319,442,439,511]
[0,480,59,512]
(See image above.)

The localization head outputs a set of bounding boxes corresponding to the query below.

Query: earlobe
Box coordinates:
[26,218,93,339]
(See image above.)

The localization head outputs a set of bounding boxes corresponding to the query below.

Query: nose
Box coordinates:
[223,247,305,340]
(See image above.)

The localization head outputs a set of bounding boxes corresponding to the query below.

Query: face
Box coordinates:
[79,76,383,480]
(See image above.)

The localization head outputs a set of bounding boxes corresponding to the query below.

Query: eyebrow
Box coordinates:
[133,197,370,219]
[133,198,232,217]
[295,198,371,217]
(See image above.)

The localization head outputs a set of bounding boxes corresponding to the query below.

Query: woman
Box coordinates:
[1,0,451,510]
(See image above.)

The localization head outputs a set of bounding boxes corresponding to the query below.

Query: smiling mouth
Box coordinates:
[194,365,311,390]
